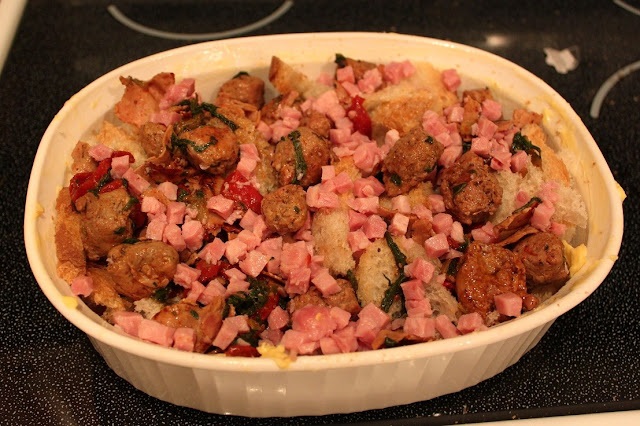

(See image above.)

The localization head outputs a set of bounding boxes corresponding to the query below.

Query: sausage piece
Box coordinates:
[272,126,331,187]
[382,126,443,196]
[175,123,239,175]
[78,187,134,260]
[455,242,537,318]
[106,240,179,300]
[513,232,570,288]
[261,184,308,234]
[439,151,502,225]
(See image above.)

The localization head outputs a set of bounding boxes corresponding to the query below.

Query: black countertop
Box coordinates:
[2,1,639,424]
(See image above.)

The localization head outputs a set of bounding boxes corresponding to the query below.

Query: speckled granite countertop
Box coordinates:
[1,1,638,424]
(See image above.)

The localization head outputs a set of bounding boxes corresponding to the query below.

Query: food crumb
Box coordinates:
[257,342,293,369]
[543,47,579,74]
[62,296,79,309]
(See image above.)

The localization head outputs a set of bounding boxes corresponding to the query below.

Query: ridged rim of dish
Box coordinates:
[24,32,624,372]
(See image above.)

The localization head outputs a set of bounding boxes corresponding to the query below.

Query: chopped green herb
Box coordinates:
[113,226,126,235]
[123,196,138,211]
[511,132,541,157]
[381,272,405,312]
[346,269,358,291]
[171,134,216,154]
[389,173,402,186]
[177,187,189,202]
[195,189,205,199]
[233,71,249,78]
[152,286,170,303]
[334,53,347,67]
[227,277,270,318]
[384,232,407,269]
[177,99,239,131]
[512,196,543,214]
[425,136,434,144]
[384,337,400,348]
[288,130,307,184]
[293,205,300,214]
[190,309,200,319]
[446,257,460,276]
[122,237,139,245]
[452,182,467,195]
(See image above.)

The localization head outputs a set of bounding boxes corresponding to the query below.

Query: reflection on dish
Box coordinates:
[107,1,294,41]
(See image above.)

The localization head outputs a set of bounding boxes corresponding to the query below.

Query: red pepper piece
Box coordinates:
[111,150,135,163]
[69,158,112,202]
[347,95,372,138]
[195,259,223,284]
[225,344,260,357]
[221,170,263,214]
[257,293,279,322]
[98,179,123,194]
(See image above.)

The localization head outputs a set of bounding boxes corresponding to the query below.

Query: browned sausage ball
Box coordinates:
[261,184,308,234]
[78,187,134,260]
[382,126,444,196]
[176,123,239,175]
[455,242,538,318]
[272,126,331,187]
[513,232,570,288]
[439,151,502,225]
[106,240,179,300]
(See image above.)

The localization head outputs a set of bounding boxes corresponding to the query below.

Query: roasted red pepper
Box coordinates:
[69,158,112,202]
[347,95,372,138]
[195,259,223,284]
[221,170,263,214]
[257,292,280,322]
[225,344,260,357]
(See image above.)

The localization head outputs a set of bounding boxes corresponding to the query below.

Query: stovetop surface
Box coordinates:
[1,1,638,424]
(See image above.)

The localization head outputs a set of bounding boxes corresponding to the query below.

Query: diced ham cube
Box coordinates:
[336,65,355,83]
[320,337,341,355]
[404,258,436,284]
[331,323,359,353]
[260,328,284,346]
[403,317,436,339]
[212,318,240,350]
[383,60,416,84]
[311,269,341,296]
[110,155,131,179]
[471,136,492,157]
[225,238,248,264]
[238,250,270,277]
[457,312,486,334]
[88,143,113,161]
[331,172,354,194]
[412,204,433,221]
[348,229,371,252]
[173,327,196,352]
[225,278,250,297]
[363,214,387,240]
[405,299,432,318]
[70,275,94,297]
[550,221,567,236]
[237,229,261,251]
[355,303,390,345]
[122,168,150,196]
[268,306,290,330]
[141,196,166,216]
[163,223,186,251]
[428,194,446,213]
[285,267,311,295]
[353,142,382,174]
[291,305,337,341]
[510,150,528,172]
[157,181,178,201]
[432,213,453,235]
[207,195,235,219]
[482,99,502,121]
[391,195,411,214]
[150,110,181,127]
[145,217,166,241]
[138,319,175,347]
[329,307,352,330]
[441,69,461,92]
[198,238,226,264]
[347,196,379,214]
[471,222,498,244]
[353,177,385,198]
[490,149,512,171]
[388,213,409,236]
[435,314,460,339]
[173,263,201,288]
[158,78,195,109]
[494,292,523,317]
[184,280,205,303]
[280,330,318,355]
[400,279,426,301]
[450,221,465,244]
[439,144,463,168]
[348,210,368,231]
[257,237,283,275]
[280,241,310,278]
[166,201,186,225]
[424,233,450,258]
[182,219,204,251]
[531,202,555,231]
[112,311,143,337]
[476,117,499,139]
[357,68,383,93]
[198,278,226,305]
